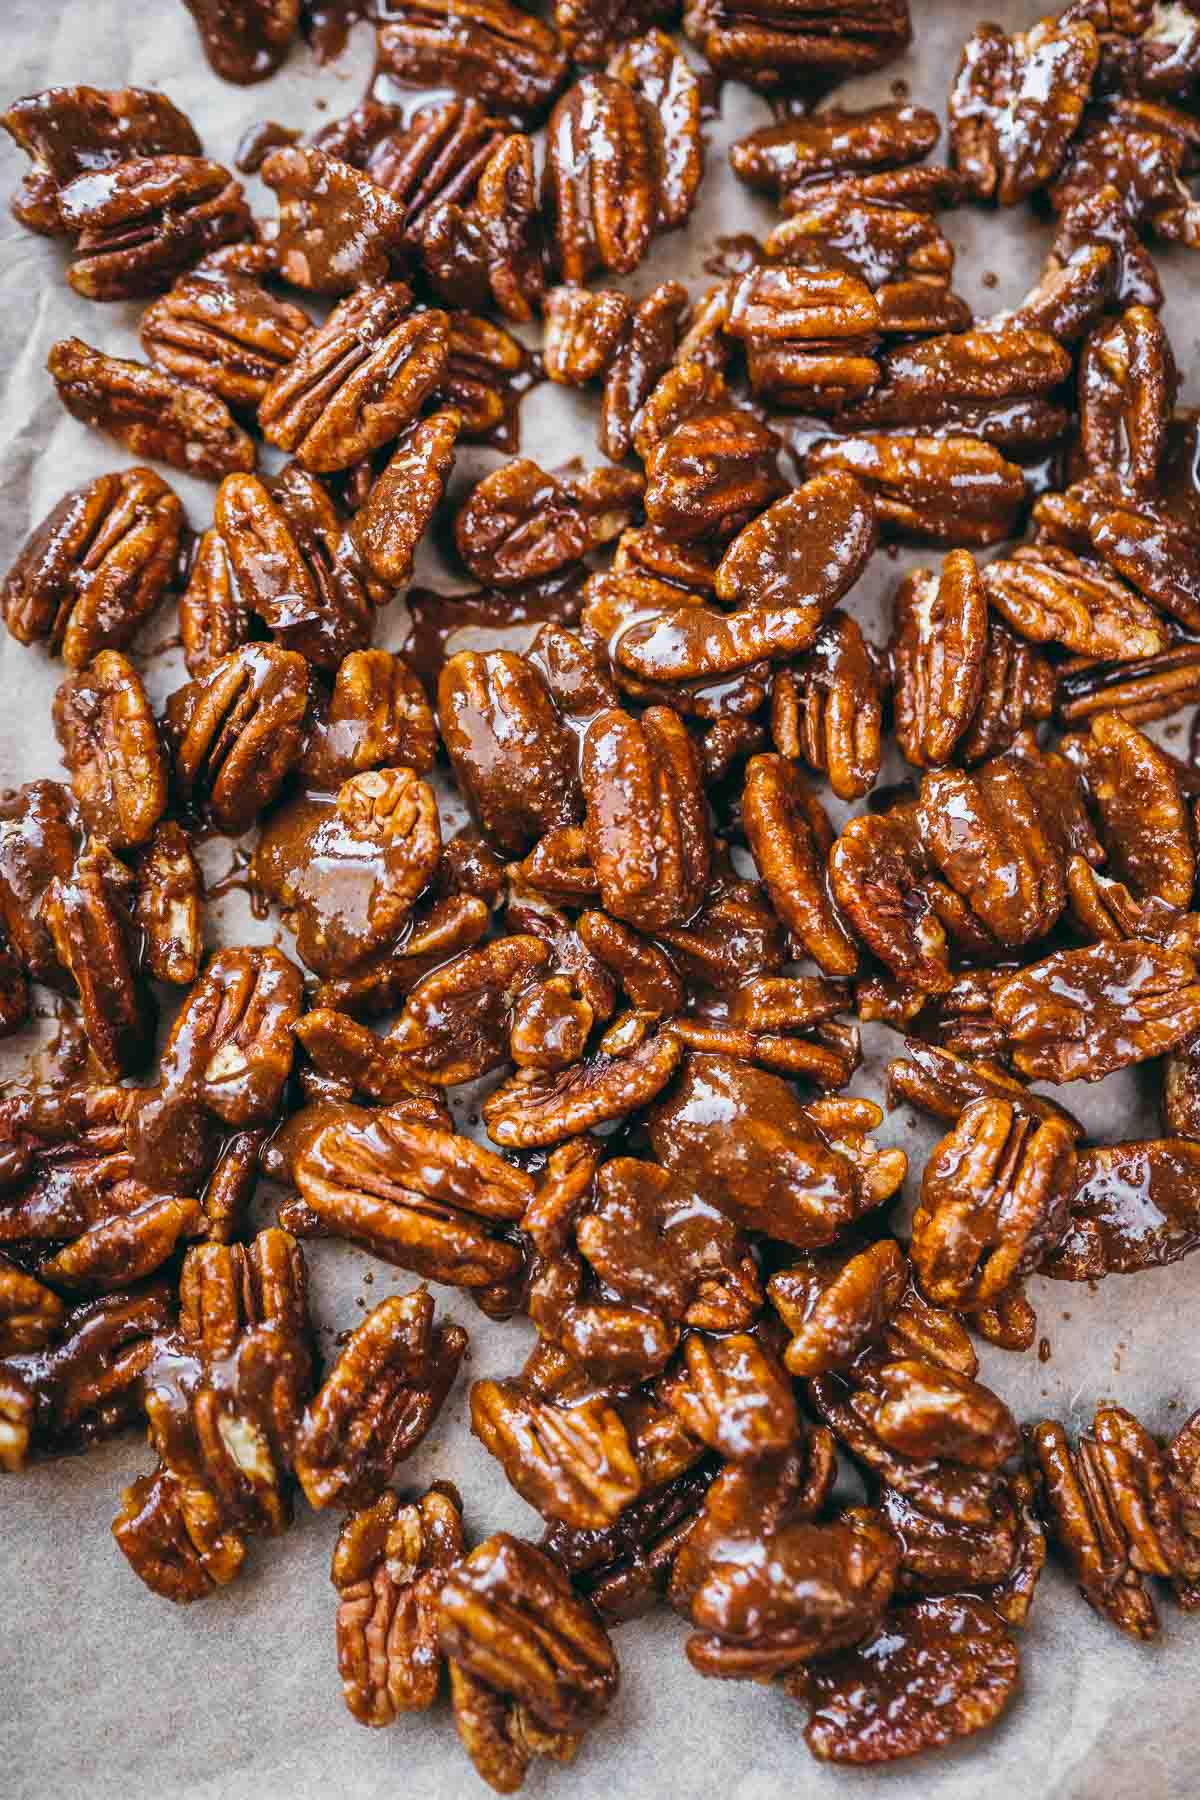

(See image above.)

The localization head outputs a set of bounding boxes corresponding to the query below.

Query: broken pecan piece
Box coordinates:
[182,0,299,84]
[259,146,407,294]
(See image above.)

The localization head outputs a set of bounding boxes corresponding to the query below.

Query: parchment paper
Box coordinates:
[2,3,1200,1796]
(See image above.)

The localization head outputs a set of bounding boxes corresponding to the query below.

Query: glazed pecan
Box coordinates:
[439,651,582,859]
[948,14,1100,203]
[556,0,679,65]
[543,74,657,282]
[1079,304,1178,491]
[333,1484,464,1726]
[377,0,568,120]
[349,411,460,587]
[437,311,529,440]
[836,324,1072,448]
[1063,711,1194,907]
[141,260,313,413]
[259,146,407,295]
[165,644,310,835]
[1047,1137,1200,1279]
[914,757,1066,947]
[1050,96,1200,246]
[544,287,631,386]
[958,621,1057,763]
[684,0,912,93]
[891,552,987,768]
[731,102,940,194]
[742,754,857,975]
[254,770,441,977]
[52,651,167,850]
[805,434,1026,548]
[2,84,200,235]
[577,1156,761,1328]
[641,397,785,545]
[291,1101,530,1287]
[983,544,1168,661]
[181,0,299,84]
[994,940,1200,1082]
[471,1382,641,1528]
[912,1099,1075,1313]
[607,30,704,231]
[658,1331,798,1463]
[259,284,448,473]
[60,156,250,301]
[581,706,709,931]
[48,337,254,480]
[302,650,437,786]
[801,1594,1019,1763]
[421,130,546,323]
[179,529,251,678]
[454,460,640,589]
[725,264,881,411]
[600,281,688,461]
[484,1023,684,1147]
[771,610,882,801]
[42,841,153,1080]
[768,1239,907,1377]
[880,1473,1045,1619]
[0,1255,65,1356]
[1035,474,1200,635]
[828,804,951,993]
[295,1290,467,1509]
[3,467,183,668]
[384,936,551,1085]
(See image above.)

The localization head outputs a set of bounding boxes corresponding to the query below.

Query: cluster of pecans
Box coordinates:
[3,0,1200,1784]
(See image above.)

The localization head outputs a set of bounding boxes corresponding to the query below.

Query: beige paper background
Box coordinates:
[2,2,1200,1795]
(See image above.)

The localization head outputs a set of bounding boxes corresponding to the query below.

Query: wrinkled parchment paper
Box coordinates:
[3,3,1200,1796]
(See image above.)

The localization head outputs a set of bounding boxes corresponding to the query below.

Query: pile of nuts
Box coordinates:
[3,0,1200,1783]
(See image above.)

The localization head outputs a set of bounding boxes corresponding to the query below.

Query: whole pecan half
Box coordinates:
[48,338,255,481]
[600,280,689,461]
[543,74,657,282]
[165,644,310,835]
[3,467,183,669]
[805,433,1026,548]
[52,651,167,849]
[377,0,569,122]
[1079,303,1178,492]
[743,754,857,975]
[768,1239,908,1378]
[771,610,883,801]
[302,649,437,786]
[836,324,1072,447]
[42,841,154,1079]
[60,156,250,301]
[1045,1137,1200,1281]
[891,551,987,768]
[1062,710,1195,908]
[949,14,1100,203]
[982,544,1169,660]
[684,0,912,94]
[484,1022,684,1147]
[471,1384,642,1529]
[454,459,641,589]
[544,287,632,387]
[384,935,551,1086]
[349,410,460,586]
[731,102,940,194]
[581,706,709,931]
[141,260,313,413]
[994,940,1200,1082]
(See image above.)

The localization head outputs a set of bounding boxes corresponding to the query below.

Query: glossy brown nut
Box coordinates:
[41,841,153,1079]
[607,29,704,232]
[543,286,631,387]
[254,770,441,977]
[836,324,1073,439]
[333,1485,465,1725]
[803,1594,1020,1763]
[303,650,437,786]
[915,759,1067,946]
[296,1290,466,1509]
[424,129,545,324]
[454,459,639,589]
[659,1332,798,1463]
[994,940,1200,1083]
[1080,304,1178,493]
[153,946,303,1137]
[600,280,689,462]
[543,74,657,283]
[2,84,201,235]
[731,102,940,194]
[1063,711,1194,908]
[179,529,250,678]
[470,1384,642,1529]
[259,285,449,473]
[385,936,551,1086]
[725,263,881,411]
[349,410,460,587]
[439,650,582,859]
[807,433,1026,549]
[0,1256,66,1357]
[437,311,528,440]
[484,1025,684,1147]
[776,610,882,802]
[742,755,857,975]
[378,0,568,122]
[182,0,299,84]
[141,262,313,414]
[59,156,249,302]
[768,1240,907,1377]
[829,806,950,993]
[165,644,310,835]
[1049,96,1200,247]
[913,1099,1076,1311]
[642,401,785,546]
[555,0,678,65]
[949,14,1099,204]
[891,552,987,767]
[683,0,912,93]
[48,338,255,481]
[984,543,1169,661]
[1046,1137,1200,1280]
[259,146,407,295]
[213,465,372,672]
[53,651,166,850]
[1035,476,1200,636]
[582,706,709,932]
[3,467,184,669]
[959,621,1057,764]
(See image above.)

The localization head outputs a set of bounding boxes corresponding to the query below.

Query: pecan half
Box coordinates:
[836,324,1072,446]
[61,156,250,301]
[42,841,153,1079]
[581,706,709,931]
[53,651,167,849]
[1079,303,1178,492]
[1046,1137,1200,1279]
[384,936,551,1085]
[544,74,657,282]
[544,287,632,386]
[439,651,582,859]
[454,459,640,589]
[771,610,883,801]
[743,754,857,974]
[302,649,437,786]
[684,0,912,94]
[1062,711,1194,907]
[982,544,1169,660]
[484,1024,684,1147]
[658,1331,798,1462]
[949,15,1100,203]
[600,280,689,461]
[806,434,1026,548]
[165,644,310,835]
[179,529,251,678]
[731,102,940,194]
[182,0,299,84]
[725,264,881,411]
[259,146,407,294]
[377,0,569,122]
[48,338,255,481]
[994,940,1200,1082]
[349,410,460,587]
[891,552,987,768]
[141,260,313,413]
[471,1383,641,1528]
[768,1240,907,1377]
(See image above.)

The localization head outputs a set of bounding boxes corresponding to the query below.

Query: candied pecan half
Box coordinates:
[891,551,987,768]
[436,311,528,441]
[60,156,250,302]
[984,543,1169,661]
[48,338,254,481]
[1046,1137,1200,1280]
[0,783,81,984]
[600,280,689,461]
[544,287,631,386]
[683,0,912,94]
[42,841,153,1079]
[995,940,1200,1082]
[641,398,785,546]
[949,14,1100,204]
[743,755,857,975]
[805,434,1026,549]
[914,759,1066,946]
[419,130,545,323]
[0,1147,202,1294]
[165,644,310,835]
[768,1240,907,1377]
[179,528,250,678]
[1036,473,1200,635]
[302,650,437,786]
[828,804,951,993]
[384,936,551,1085]
[578,1156,761,1328]
[53,651,166,850]
[724,264,881,411]
[3,467,183,668]
[772,611,883,801]
[581,706,709,931]
[2,85,201,235]
[254,769,441,976]
[731,102,940,194]
[141,261,313,413]
[484,1024,684,1147]
[0,1255,65,1356]
[541,1459,716,1624]
[913,1099,1075,1312]
[1063,711,1194,907]
[658,1331,798,1463]
[1080,304,1178,492]
[836,324,1072,447]
[259,146,407,295]
[607,29,704,232]
[959,621,1057,763]
[182,0,299,84]
[543,74,656,282]
[296,1290,466,1509]
[471,1382,641,1529]
[1050,95,1200,244]
[439,650,582,859]
[333,1484,465,1725]
[801,1594,1019,1762]
[349,410,460,587]
[293,1102,530,1287]
[378,0,569,122]
[454,460,640,589]
[259,284,448,473]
